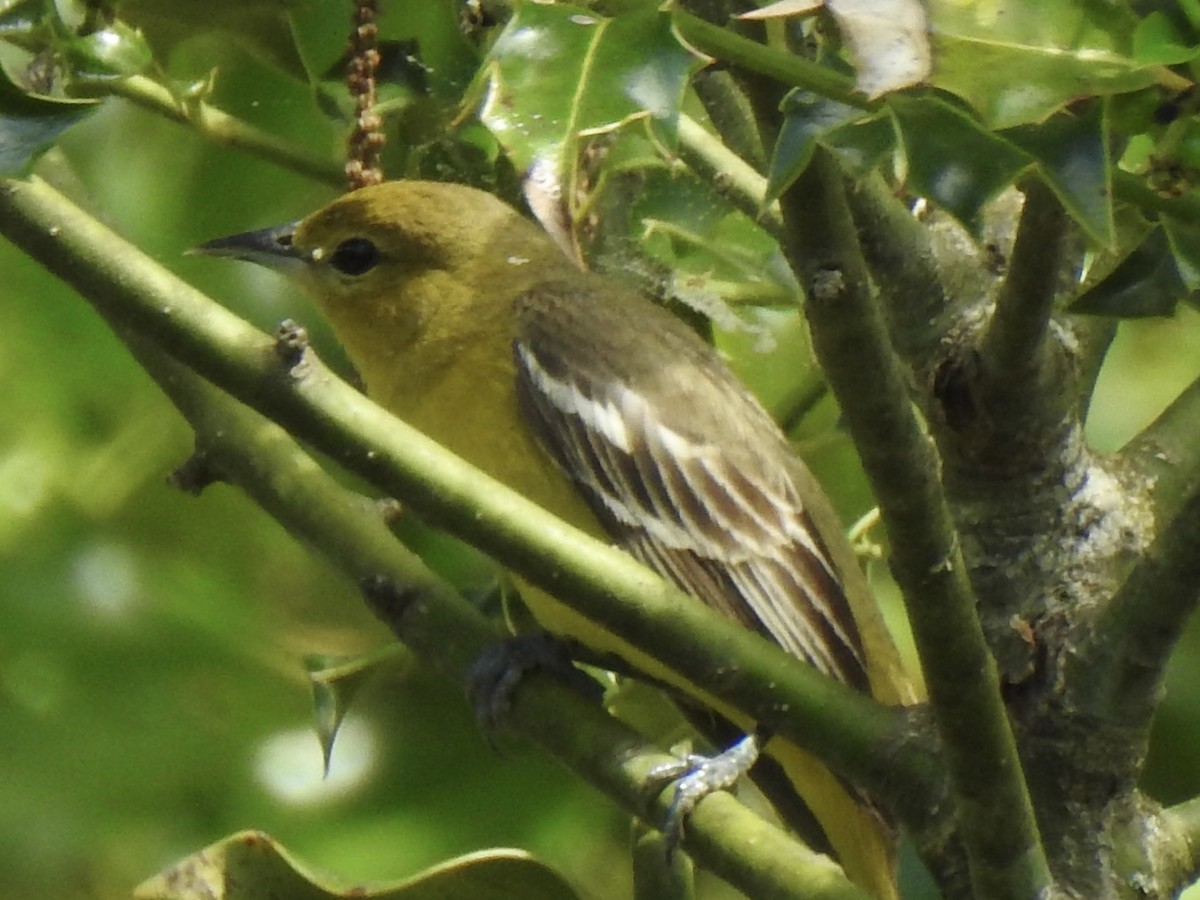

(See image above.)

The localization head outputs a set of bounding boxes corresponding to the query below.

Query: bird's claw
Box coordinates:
[467,632,602,731]
[645,733,762,859]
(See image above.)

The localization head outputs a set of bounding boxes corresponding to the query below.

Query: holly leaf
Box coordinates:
[134,832,583,900]
[927,0,1169,129]
[0,64,99,176]
[477,4,701,183]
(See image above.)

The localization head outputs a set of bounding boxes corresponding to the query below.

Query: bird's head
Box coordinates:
[194,180,576,386]
[197,180,560,293]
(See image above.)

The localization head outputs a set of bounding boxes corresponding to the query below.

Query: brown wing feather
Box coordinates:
[513,279,868,691]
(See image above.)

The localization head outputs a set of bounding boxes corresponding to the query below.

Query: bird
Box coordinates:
[197,179,914,898]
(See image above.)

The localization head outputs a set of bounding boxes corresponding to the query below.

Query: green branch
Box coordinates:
[1126,375,1200,526]
[1073,479,1200,733]
[690,67,768,171]
[976,178,1071,421]
[0,174,934,819]
[1090,351,1200,732]
[1165,795,1200,862]
[1113,169,1200,223]
[676,113,782,236]
[778,148,1052,900]
[672,12,869,112]
[72,75,344,187]
[843,173,950,357]
[126,338,866,900]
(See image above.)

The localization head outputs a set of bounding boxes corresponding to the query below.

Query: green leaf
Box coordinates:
[1132,11,1200,65]
[927,0,1164,128]
[114,0,310,81]
[628,169,801,305]
[768,90,883,202]
[305,645,410,773]
[889,95,1032,227]
[742,0,931,97]
[1005,102,1113,245]
[822,112,896,177]
[0,64,99,176]
[133,832,584,900]
[0,0,49,37]
[1071,227,1189,316]
[1162,213,1200,293]
[478,4,702,181]
[65,22,154,79]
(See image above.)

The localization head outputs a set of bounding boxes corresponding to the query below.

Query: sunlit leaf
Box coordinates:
[478,4,702,183]
[65,22,154,79]
[824,0,931,97]
[927,0,1169,128]
[134,831,584,900]
[0,64,99,176]
[1132,11,1200,66]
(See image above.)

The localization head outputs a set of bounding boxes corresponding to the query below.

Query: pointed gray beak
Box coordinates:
[190,222,306,274]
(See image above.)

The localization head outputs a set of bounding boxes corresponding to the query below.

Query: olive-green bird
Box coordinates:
[199,180,915,899]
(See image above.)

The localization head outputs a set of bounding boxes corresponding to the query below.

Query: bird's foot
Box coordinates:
[467,632,603,732]
[645,732,762,858]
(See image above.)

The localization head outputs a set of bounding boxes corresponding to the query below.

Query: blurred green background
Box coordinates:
[3,2,1200,899]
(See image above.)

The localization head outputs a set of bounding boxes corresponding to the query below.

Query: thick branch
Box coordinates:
[132,341,866,900]
[779,148,1052,900]
[0,175,934,816]
[1103,378,1200,719]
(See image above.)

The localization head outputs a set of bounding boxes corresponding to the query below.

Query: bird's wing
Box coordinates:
[512,279,868,691]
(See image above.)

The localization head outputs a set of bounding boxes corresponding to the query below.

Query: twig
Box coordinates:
[691,67,767,171]
[843,173,949,357]
[73,75,343,187]
[1073,479,1200,733]
[672,12,870,112]
[1125,374,1200,527]
[978,178,1069,394]
[676,113,782,235]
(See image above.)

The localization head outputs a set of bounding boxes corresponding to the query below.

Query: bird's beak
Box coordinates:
[189,222,307,274]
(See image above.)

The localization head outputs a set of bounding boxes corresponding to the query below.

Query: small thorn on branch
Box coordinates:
[168,450,222,495]
[274,318,310,370]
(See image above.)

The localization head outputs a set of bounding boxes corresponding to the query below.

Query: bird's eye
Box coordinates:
[329,237,380,276]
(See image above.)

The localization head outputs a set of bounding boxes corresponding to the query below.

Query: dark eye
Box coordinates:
[329,237,380,276]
